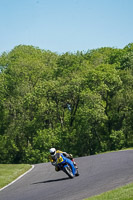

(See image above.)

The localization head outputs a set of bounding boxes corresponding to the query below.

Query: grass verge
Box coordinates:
[97,147,133,155]
[0,164,31,189]
[85,182,133,200]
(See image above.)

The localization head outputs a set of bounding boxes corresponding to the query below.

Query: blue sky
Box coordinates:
[0,0,133,54]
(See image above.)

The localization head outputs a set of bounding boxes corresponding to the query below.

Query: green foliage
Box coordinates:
[0,135,18,163]
[0,44,133,163]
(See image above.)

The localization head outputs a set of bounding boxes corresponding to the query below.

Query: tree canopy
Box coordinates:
[0,44,133,163]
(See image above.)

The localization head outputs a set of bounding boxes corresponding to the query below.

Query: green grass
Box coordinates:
[0,164,31,189]
[97,147,133,155]
[121,147,133,150]
[85,183,133,200]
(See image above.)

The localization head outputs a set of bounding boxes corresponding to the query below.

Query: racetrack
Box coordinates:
[0,150,133,200]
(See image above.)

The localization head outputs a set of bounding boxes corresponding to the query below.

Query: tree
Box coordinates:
[0,43,133,163]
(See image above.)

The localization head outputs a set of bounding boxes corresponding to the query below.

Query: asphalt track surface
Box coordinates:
[0,150,133,200]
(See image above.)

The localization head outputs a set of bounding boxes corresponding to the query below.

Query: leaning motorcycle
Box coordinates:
[56,153,79,178]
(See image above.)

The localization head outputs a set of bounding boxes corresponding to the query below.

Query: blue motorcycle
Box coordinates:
[56,153,79,178]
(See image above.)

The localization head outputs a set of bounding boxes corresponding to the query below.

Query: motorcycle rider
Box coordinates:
[49,148,79,175]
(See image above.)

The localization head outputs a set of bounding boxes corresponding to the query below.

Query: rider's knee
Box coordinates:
[55,166,60,171]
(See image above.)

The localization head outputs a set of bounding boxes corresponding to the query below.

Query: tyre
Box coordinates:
[64,164,74,178]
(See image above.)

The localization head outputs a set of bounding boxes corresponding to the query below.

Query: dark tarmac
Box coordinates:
[0,150,133,200]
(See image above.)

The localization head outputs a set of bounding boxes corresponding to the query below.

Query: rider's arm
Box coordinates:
[62,152,68,157]
[51,161,57,166]
[62,152,73,159]
[49,155,57,166]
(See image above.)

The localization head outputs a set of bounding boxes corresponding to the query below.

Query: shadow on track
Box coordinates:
[32,177,69,185]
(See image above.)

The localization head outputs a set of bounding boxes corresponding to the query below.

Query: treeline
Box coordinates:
[0,44,133,164]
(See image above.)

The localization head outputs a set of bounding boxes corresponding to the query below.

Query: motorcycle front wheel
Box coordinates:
[64,164,74,178]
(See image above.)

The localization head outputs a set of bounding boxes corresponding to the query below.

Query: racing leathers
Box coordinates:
[49,150,78,172]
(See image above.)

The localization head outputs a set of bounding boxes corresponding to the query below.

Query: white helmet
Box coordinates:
[49,148,56,157]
